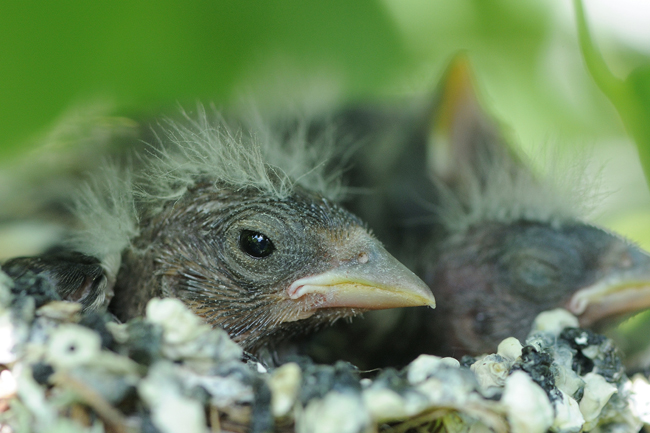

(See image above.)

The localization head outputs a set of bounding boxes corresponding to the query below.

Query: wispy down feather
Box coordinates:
[69,106,347,273]
[67,165,138,278]
[432,145,603,235]
[144,106,346,204]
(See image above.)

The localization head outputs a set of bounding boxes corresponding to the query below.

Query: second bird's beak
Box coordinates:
[287,239,435,312]
[567,246,650,328]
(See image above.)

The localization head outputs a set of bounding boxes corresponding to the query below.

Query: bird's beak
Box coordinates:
[567,246,650,328]
[287,241,435,311]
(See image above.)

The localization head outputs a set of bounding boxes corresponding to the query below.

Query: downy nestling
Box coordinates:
[3,108,435,352]
[303,57,650,366]
[415,59,650,357]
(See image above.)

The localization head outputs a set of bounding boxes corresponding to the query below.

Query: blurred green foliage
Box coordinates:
[575,0,650,187]
[1,0,641,154]
[0,0,408,155]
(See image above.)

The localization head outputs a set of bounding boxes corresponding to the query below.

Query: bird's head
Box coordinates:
[426,219,650,356]
[67,108,436,352]
[139,182,434,350]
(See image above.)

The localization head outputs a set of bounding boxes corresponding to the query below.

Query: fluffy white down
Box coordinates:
[144,107,346,203]
[67,106,346,276]
[434,146,601,233]
[67,165,138,276]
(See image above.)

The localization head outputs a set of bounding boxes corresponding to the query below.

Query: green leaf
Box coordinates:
[624,66,650,185]
[574,0,650,187]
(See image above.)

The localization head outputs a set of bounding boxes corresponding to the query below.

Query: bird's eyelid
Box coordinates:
[515,255,561,273]
[227,216,284,243]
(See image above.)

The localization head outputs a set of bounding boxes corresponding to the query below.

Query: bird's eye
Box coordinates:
[516,257,559,289]
[239,230,275,258]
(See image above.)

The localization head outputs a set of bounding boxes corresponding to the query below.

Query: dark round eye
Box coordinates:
[239,230,275,258]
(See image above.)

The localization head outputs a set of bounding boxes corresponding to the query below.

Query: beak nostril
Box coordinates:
[358,252,369,264]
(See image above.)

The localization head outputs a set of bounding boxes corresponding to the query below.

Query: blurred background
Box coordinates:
[1,0,650,353]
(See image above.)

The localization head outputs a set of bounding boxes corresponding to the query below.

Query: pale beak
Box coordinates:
[567,247,650,328]
[287,241,435,311]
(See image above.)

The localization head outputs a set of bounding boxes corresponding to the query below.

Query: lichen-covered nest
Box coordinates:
[0,270,648,433]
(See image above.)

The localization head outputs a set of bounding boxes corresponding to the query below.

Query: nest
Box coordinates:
[0,270,648,433]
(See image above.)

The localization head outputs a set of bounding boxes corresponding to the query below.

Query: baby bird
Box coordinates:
[4,109,435,352]
[418,57,650,355]
[416,58,650,357]
[303,57,650,366]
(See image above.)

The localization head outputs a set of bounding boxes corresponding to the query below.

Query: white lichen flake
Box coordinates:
[471,354,512,390]
[139,362,207,433]
[552,389,585,433]
[146,297,205,344]
[269,362,302,417]
[0,311,18,365]
[580,372,618,427]
[407,354,460,384]
[502,371,554,433]
[46,324,102,369]
[629,374,650,425]
[531,308,579,336]
[496,337,523,361]
[145,297,242,363]
[362,387,410,421]
[297,391,372,433]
